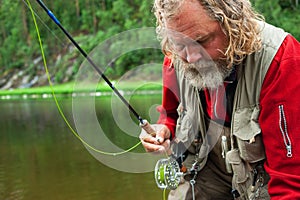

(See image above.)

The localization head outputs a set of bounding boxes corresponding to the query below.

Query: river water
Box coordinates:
[0,95,165,200]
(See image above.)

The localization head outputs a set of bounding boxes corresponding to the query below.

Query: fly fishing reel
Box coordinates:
[154,157,184,190]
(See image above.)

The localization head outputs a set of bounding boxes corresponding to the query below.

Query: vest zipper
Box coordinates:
[278,105,292,158]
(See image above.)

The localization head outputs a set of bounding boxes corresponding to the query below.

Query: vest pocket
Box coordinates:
[235,133,265,163]
[227,149,270,200]
[227,149,252,199]
[175,103,194,146]
[233,107,266,163]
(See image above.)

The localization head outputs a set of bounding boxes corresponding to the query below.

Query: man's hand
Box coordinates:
[140,124,171,154]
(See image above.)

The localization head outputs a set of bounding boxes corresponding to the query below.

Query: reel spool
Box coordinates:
[154,158,183,190]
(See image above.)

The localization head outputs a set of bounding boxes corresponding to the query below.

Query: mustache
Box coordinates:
[183,59,217,76]
[181,59,232,89]
[183,59,232,77]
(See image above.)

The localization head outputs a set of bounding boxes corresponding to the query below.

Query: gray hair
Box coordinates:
[153,0,264,66]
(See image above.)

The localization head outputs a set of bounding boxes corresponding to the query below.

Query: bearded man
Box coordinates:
[140,0,300,199]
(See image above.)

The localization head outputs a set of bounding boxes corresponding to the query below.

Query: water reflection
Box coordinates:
[0,97,164,200]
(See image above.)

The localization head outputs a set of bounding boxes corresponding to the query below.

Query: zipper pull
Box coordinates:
[287,145,292,158]
[221,136,232,173]
[221,136,227,158]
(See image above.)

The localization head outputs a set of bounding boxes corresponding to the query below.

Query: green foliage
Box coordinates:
[0,2,25,68]
[251,0,300,39]
[0,0,300,88]
[0,0,157,87]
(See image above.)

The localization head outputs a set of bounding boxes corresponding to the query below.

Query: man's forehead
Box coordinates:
[163,0,215,41]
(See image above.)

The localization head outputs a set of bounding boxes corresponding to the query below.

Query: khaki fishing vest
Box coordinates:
[174,21,288,199]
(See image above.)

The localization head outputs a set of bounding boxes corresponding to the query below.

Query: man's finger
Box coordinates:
[141,140,165,152]
[156,126,170,144]
[141,135,160,145]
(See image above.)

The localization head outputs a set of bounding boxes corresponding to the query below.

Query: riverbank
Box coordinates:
[0,80,162,100]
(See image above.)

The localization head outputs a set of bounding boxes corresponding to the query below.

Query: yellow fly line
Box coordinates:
[26,2,173,200]
[26,0,142,156]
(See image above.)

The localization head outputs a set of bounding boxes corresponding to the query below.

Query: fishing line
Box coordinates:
[36,0,143,124]
[26,0,141,156]
[27,2,173,199]
[34,0,157,136]
[163,188,167,200]
[22,0,66,47]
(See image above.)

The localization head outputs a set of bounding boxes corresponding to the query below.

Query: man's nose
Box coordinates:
[185,46,202,63]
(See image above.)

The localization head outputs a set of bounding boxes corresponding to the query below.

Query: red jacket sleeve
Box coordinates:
[157,56,179,139]
[259,35,300,199]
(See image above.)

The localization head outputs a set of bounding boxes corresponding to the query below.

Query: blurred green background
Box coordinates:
[0,0,299,91]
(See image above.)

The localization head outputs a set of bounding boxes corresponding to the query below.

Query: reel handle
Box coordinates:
[140,120,156,137]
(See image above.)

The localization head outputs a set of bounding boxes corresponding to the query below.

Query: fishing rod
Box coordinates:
[34,1,190,192]
[35,0,156,135]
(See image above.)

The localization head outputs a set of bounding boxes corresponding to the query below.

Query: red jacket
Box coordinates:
[157,35,300,199]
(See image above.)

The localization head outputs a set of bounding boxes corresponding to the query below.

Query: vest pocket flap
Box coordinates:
[233,106,261,140]
[233,107,266,162]
[175,103,195,145]
[227,149,243,164]
[226,149,248,183]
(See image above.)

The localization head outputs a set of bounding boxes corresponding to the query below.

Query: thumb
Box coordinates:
[156,125,170,144]
[156,139,171,154]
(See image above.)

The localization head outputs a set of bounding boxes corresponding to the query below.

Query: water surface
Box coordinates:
[0,96,165,200]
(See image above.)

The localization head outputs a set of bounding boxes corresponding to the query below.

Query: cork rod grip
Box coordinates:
[140,120,156,137]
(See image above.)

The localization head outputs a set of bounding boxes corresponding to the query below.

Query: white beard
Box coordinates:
[182,59,232,90]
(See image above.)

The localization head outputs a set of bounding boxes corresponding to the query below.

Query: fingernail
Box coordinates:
[156,137,163,144]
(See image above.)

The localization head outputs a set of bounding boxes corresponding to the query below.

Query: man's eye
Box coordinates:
[196,38,208,45]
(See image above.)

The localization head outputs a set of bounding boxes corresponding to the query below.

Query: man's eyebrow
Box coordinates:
[195,33,210,41]
[169,32,210,46]
[195,35,203,40]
